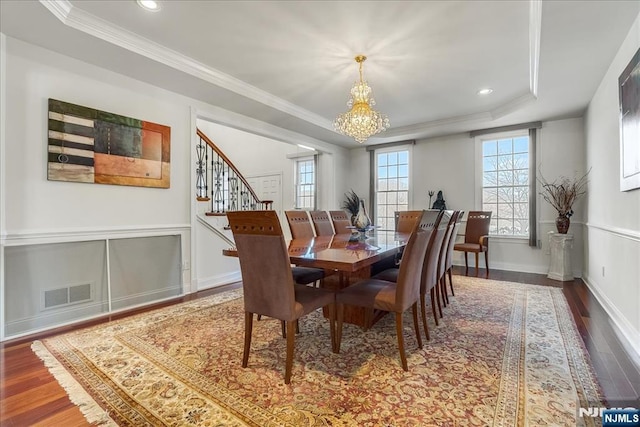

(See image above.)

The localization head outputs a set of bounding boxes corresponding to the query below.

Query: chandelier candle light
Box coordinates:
[334,55,390,144]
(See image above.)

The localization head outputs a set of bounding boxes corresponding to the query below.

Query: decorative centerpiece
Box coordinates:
[341,189,361,226]
[538,169,590,234]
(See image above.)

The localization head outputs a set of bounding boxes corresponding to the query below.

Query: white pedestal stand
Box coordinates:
[547,232,574,281]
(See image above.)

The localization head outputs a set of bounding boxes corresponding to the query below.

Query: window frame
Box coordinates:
[372,145,413,231]
[293,155,316,210]
[475,130,531,239]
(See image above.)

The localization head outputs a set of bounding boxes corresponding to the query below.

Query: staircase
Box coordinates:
[196,128,273,215]
[195,128,274,245]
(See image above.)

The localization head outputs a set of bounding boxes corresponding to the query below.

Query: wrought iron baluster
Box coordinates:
[195,138,208,199]
[213,154,224,213]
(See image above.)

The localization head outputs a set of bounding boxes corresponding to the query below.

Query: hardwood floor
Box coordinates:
[1,270,638,425]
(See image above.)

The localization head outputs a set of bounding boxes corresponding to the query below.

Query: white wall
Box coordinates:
[0,36,351,339]
[347,118,587,275]
[584,12,640,362]
[3,37,192,233]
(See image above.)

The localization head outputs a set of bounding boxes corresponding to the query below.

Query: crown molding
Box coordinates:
[38,0,334,132]
[38,0,542,144]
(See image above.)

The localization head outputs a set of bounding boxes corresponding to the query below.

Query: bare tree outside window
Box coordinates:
[482,136,529,236]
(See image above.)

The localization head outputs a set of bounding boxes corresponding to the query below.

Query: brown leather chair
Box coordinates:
[436,211,457,308]
[395,210,423,233]
[371,210,446,338]
[227,210,336,384]
[335,210,435,371]
[444,211,465,298]
[329,210,352,234]
[454,211,491,277]
[309,210,335,236]
[285,210,315,239]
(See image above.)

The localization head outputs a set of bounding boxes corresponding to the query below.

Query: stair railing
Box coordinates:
[196,128,273,214]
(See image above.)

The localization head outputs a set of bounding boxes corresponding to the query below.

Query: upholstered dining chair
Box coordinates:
[310,210,335,236]
[372,210,446,339]
[335,210,435,371]
[285,210,315,239]
[395,210,424,233]
[329,210,352,234]
[370,209,423,276]
[444,211,465,298]
[453,211,492,277]
[436,211,457,308]
[227,210,336,384]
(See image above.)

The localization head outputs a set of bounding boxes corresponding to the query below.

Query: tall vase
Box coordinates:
[555,214,570,234]
[354,199,372,231]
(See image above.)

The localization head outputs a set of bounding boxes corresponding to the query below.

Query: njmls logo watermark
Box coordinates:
[579,399,640,426]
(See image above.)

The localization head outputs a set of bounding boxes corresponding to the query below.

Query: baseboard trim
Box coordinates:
[197,271,242,290]
[582,274,640,371]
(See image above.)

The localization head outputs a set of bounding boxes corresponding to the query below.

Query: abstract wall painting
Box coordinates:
[47,99,171,188]
[619,48,640,192]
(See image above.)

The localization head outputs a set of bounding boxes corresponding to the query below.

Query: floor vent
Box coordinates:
[44,283,92,309]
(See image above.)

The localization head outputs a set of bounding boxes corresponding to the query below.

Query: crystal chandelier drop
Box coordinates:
[334,55,390,144]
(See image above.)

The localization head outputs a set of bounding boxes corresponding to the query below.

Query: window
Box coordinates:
[294,157,315,209]
[375,149,410,231]
[481,134,530,236]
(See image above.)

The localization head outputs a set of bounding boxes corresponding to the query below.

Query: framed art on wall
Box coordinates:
[619,48,640,192]
[47,99,171,188]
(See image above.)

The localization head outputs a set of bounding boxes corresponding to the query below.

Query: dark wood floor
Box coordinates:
[1,270,639,425]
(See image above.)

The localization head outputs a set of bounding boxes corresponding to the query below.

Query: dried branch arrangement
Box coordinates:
[538,169,590,217]
[341,189,361,217]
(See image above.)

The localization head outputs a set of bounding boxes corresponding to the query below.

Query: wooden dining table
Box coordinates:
[223,230,411,328]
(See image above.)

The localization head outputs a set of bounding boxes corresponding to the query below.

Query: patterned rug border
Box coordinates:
[31,288,244,426]
[31,277,605,426]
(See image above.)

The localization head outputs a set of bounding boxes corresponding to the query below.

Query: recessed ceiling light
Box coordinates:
[137,0,160,11]
[477,88,493,95]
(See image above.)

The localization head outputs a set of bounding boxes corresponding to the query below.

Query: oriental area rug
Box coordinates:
[32,276,604,426]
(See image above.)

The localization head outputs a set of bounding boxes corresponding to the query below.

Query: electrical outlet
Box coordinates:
[182,261,190,271]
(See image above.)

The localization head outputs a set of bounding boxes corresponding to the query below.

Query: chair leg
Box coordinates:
[242,312,253,368]
[430,288,439,326]
[257,314,262,321]
[284,320,296,384]
[435,280,443,318]
[335,303,344,353]
[464,252,469,275]
[411,303,423,349]
[328,303,337,353]
[448,268,455,296]
[296,320,300,334]
[281,321,286,338]
[484,250,489,278]
[420,292,430,340]
[395,312,408,371]
[475,252,479,277]
[441,277,449,306]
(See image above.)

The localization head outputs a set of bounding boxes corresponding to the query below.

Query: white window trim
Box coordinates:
[293,155,316,210]
[373,144,413,228]
[474,129,530,240]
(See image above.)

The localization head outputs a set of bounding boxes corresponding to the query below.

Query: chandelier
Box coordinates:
[334,55,390,144]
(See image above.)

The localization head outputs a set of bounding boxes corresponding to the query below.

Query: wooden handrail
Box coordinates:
[196,128,273,211]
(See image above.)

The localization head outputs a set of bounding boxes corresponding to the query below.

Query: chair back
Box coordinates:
[395,210,423,233]
[464,211,492,247]
[437,211,456,279]
[227,211,298,321]
[445,211,465,269]
[395,210,441,311]
[309,210,335,236]
[421,209,448,294]
[285,210,315,239]
[329,210,352,234]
